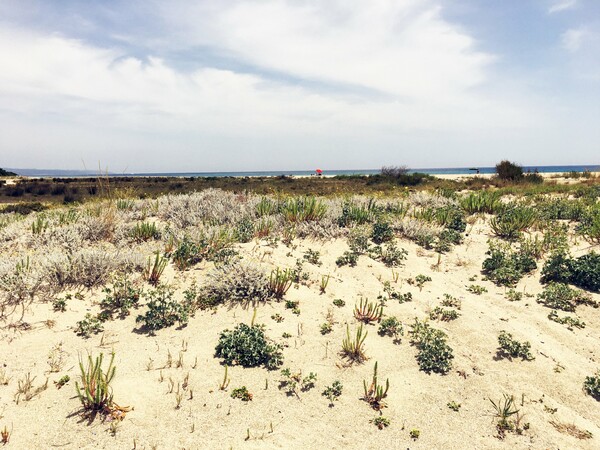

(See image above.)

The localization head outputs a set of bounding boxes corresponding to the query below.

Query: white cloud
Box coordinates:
[561,27,586,51]
[548,0,577,14]
[0,1,594,171]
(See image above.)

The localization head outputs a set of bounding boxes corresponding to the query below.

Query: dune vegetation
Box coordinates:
[0,172,599,448]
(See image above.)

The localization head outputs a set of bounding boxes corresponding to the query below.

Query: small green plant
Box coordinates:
[75,352,123,416]
[144,252,168,286]
[489,394,528,438]
[409,429,420,440]
[271,313,284,323]
[490,206,536,240]
[231,386,253,401]
[447,401,461,411]
[75,313,104,338]
[372,221,394,244]
[482,240,537,287]
[542,251,600,293]
[319,274,330,294]
[268,268,293,299]
[548,310,585,330]
[409,319,454,374]
[136,285,191,333]
[279,368,317,397]
[429,307,460,321]
[354,298,383,323]
[378,317,403,343]
[322,381,343,406]
[320,322,333,334]
[55,375,70,389]
[130,221,160,242]
[377,281,412,304]
[441,293,461,309]
[336,250,359,267]
[341,324,368,363]
[31,216,48,235]
[537,282,595,312]
[414,274,432,291]
[505,289,523,302]
[215,323,283,370]
[467,284,487,295]
[497,331,534,361]
[371,416,390,430]
[303,249,322,266]
[333,298,345,307]
[219,365,230,390]
[52,295,69,312]
[100,275,142,319]
[362,361,389,410]
[584,370,600,400]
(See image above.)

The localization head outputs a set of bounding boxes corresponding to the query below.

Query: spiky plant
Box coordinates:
[75,352,116,412]
[354,298,383,323]
[362,361,389,410]
[341,324,368,363]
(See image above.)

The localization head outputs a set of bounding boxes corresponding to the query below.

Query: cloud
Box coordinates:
[0,1,594,171]
[561,27,586,51]
[548,0,577,14]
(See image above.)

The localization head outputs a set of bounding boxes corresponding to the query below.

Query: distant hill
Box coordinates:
[0,168,17,176]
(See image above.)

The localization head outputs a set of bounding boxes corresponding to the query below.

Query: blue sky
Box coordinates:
[0,0,598,172]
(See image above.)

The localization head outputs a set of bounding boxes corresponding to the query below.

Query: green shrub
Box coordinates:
[372,221,394,244]
[136,285,191,333]
[215,323,283,370]
[547,310,585,330]
[100,275,142,319]
[235,218,255,243]
[497,331,534,361]
[378,317,403,342]
[482,240,537,286]
[409,319,454,374]
[322,380,343,405]
[231,386,253,401]
[542,252,600,293]
[537,282,595,312]
[336,251,359,267]
[429,307,460,321]
[496,160,523,181]
[584,370,600,400]
[75,313,104,338]
[369,242,408,267]
[303,249,322,266]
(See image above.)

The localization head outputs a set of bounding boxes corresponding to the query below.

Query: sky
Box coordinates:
[0,0,598,173]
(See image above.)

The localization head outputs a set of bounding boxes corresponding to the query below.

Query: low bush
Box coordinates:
[201,262,272,307]
[136,285,191,333]
[100,275,142,319]
[215,323,283,370]
[482,240,537,286]
[584,370,600,400]
[542,252,600,293]
[496,160,523,181]
[497,331,534,361]
[409,319,454,374]
[537,282,595,312]
[490,205,536,240]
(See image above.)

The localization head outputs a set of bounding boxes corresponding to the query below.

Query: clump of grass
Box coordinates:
[130,221,160,242]
[75,351,130,420]
[268,268,293,299]
[362,361,389,410]
[341,324,368,363]
[490,206,537,240]
[354,298,383,323]
[497,331,535,361]
[144,252,168,286]
[489,394,529,439]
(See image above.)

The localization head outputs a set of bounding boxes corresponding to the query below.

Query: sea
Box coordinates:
[7,165,600,178]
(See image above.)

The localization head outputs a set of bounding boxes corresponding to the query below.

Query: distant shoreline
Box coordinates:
[5,164,600,178]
